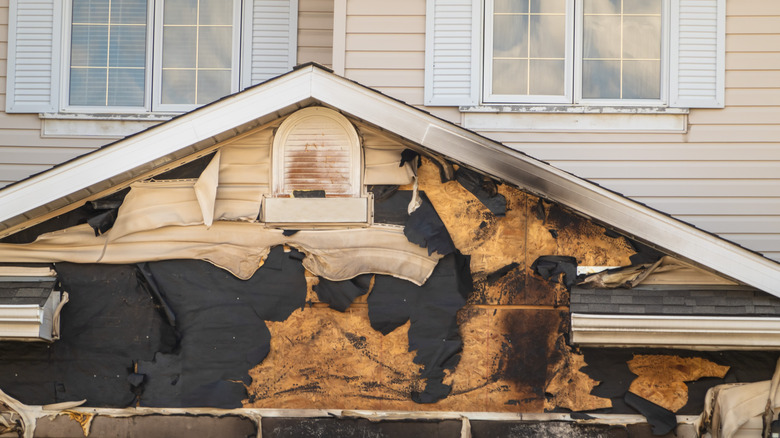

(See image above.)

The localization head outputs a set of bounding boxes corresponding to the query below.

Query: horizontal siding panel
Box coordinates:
[346,16,426,33]
[675,216,780,234]
[720,91,773,104]
[0,113,43,129]
[345,51,425,69]
[763,252,780,263]
[718,234,780,252]
[297,46,331,66]
[689,107,780,124]
[518,142,780,161]
[633,197,780,215]
[727,35,780,52]
[726,0,780,15]
[298,12,333,30]
[372,86,423,105]
[0,164,52,184]
[726,53,780,70]
[347,0,425,15]
[346,34,424,51]
[0,146,93,164]
[345,69,424,87]
[299,29,332,47]
[490,131,686,144]
[590,179,780,198]
[548,161,780,179]
[687,123,780,141]
[727,16,780,34]
[0,131,105,148]
[725,71,780,88]
[298,0,332,13]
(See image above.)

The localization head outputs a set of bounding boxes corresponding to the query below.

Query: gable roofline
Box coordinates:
[0,64,778,295]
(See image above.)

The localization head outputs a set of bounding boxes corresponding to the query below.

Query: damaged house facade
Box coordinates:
[0,0,779,437]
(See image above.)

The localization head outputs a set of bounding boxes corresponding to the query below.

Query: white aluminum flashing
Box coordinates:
[0,65,778,297]
[571,313,780,350]
[0,292,61,342]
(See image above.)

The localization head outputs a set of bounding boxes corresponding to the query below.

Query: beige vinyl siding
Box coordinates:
[495,0,780,263]
[0,0,106,188]
[342,0,460,122]
[0,1,328,189]
[298,0,333,67]
[338,0,780,263]
[343,0,425,106]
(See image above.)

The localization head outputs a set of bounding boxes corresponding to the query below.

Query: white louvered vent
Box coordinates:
[424,0,480,106]
[244,0,298,88]
[283,125,354,195]
[272,107,361,197]
[5,0,61,113]
[670,0,724,108]
[266,107,368,224]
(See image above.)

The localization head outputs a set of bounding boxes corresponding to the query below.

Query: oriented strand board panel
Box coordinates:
[244,154,635,412]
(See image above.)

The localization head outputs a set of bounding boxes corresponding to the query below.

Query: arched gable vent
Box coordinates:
[263,107,369,225]
[272,107,361,197]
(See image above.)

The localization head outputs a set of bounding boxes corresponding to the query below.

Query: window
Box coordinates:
[5,0,298,115]
[484,0,664,104]
[424,0,724,109]
[66,0,240,112]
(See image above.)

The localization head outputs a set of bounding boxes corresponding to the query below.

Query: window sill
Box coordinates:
[460,105,688,114]
[459,105,688,133]
[39,113,177,138]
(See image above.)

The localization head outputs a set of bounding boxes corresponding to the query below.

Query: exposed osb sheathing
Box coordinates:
[416,158,634,307]
[245,157,636,412]
[245,304,565,412]
[545,335,612,412]
[628,355,730,412]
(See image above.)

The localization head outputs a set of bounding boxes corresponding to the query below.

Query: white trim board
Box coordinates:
[571,313,780,350]
[0,65,778,297]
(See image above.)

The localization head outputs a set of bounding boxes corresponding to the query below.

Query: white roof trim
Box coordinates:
[571,313,780,350]
[0,65,778,296]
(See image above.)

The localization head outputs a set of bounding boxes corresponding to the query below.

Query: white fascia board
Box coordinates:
[0,67,316,227]
[571,313,780,350]
[308,68,780,297]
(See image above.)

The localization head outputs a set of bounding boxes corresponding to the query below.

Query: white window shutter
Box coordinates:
[424,0,481,106]
[5,0,62,113]
[669,0,725,108]
[242,0,298,88]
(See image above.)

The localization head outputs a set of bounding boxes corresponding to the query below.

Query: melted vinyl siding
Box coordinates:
[338,0,780,262]
[0,1,111,189]
[510,1,780,262]
[298,0,333,67]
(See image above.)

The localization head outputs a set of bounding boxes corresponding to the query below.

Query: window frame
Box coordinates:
[482,0,670,107]
[483,0,574,104]
[61,0,242,114]
[151,0,242,113]
[61,0,156,113]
